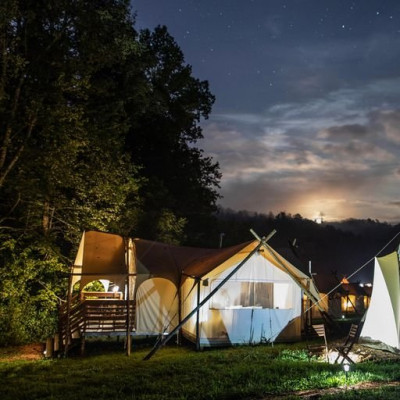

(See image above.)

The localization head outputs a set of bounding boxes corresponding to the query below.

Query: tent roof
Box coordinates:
[133,238,252,285]
[72,231,321,304]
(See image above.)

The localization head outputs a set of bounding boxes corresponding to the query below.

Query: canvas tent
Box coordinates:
[360,250,400,349]
[180,240,322,345]
[66,230,323,350]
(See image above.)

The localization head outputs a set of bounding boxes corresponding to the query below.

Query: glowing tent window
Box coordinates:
[210,281,274,309]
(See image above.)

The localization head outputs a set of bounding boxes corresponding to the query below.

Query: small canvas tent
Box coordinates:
[64,230,323,352]
[360,250,400,349]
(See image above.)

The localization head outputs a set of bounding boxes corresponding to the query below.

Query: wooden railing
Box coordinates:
[58,298,135,352]
[83,300,135,333]
[80,291,123,301]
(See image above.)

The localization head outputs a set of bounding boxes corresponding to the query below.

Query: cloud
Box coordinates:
[370,109,400,144]
[319,140,394,163]
[317,124,369,139]
[202,78,400,222]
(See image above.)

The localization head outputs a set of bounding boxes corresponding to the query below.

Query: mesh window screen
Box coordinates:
[211,281,275,309]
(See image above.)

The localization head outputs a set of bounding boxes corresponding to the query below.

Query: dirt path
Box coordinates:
[269,380,400,399]
[0,343,44,362]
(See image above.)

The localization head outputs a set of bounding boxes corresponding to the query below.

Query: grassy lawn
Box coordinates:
[0,341,399,399]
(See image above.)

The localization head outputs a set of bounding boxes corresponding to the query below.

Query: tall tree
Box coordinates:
[126,26,221,245]
[0,1,221,344]
[0,0,142,238]
[0,0,142,344]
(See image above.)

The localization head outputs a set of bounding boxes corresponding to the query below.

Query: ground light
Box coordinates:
[343,361,350,389]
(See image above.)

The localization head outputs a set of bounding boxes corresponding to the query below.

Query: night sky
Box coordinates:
[132,0,400,223]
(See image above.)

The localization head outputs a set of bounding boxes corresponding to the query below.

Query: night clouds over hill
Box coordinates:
[133,0,400,222]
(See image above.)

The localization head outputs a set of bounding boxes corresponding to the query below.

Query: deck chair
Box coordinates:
[306,324,328,362]
[334,324,359,364]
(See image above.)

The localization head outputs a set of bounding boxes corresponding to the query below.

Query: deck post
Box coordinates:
[80,335,86,356]
[195,278,201,351]
[125,238,131,356]
[64,266,73,356]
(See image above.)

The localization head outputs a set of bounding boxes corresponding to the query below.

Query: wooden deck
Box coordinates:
[58,296,135,355]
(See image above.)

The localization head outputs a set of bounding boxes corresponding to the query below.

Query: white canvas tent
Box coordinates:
[67,231,323,349]
[360,250,400,349]
[180,240,321,346]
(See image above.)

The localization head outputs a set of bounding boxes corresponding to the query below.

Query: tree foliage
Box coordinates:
[0,1,220,344]
[126,26,220,245]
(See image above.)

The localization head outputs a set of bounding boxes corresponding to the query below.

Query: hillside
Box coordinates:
[214,209,400,283]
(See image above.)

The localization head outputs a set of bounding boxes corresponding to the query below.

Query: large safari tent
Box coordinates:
[59,230,323,354]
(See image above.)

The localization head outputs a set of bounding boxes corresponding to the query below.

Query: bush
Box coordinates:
[0,235,66,346]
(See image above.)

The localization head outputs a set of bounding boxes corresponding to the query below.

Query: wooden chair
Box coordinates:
[306,324,328,362]
[334,324,359,364]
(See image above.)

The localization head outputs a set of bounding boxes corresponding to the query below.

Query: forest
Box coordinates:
[0,0,399,345]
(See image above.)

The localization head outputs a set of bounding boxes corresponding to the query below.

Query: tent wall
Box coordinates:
[136,278,179,335]
[181,251,302,346]
[360,252,400,349]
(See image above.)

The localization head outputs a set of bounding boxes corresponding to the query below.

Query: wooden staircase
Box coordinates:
[58,296,135,355]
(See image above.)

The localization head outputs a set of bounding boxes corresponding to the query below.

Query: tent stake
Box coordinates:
[142,232,276,361]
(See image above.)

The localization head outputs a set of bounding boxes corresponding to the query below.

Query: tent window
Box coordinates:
[210,281,274,309]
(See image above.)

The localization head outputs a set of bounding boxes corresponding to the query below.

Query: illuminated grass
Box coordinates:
[0,343,399,399]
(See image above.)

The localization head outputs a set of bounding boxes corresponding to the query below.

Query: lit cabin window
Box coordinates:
[341,294,357,312]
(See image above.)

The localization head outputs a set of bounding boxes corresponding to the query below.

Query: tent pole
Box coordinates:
[250,229,325,313]
[195,278,201,351]
[143,236,270,361]
[177,274,183,346]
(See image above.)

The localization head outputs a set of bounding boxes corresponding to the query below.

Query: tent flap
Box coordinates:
[360,251,400,349]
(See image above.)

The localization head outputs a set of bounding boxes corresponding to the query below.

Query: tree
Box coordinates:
[0,0,143,344]
[125,26,221,245]
[0,2,221,344]
[0,0,143,237]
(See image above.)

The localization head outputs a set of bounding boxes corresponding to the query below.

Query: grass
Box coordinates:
[0,341,399,399]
